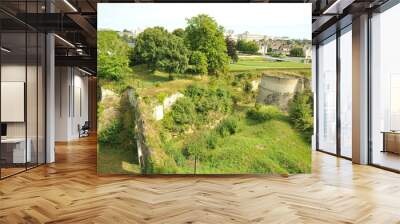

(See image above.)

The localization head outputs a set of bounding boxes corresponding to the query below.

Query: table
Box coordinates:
[1,138,31,164]
[382,131,400,154]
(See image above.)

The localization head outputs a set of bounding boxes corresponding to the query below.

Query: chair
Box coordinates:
[79,121,90,138]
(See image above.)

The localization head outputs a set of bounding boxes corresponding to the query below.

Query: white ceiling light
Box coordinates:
[323,0,355,15]
[1,47,11,53]
[78,67,92,76]
[54,34,75,48]
[63,0,78,12]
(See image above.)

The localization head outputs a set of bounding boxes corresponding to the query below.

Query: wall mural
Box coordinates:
[97,3,313,174]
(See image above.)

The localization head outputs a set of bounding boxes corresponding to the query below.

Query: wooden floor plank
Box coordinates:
[0,135,400,223]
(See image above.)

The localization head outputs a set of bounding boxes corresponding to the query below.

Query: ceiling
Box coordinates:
[0,0,395,74]
[309,0,391,43]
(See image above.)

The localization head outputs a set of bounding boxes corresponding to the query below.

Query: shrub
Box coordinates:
[217,117,239,137]
[98,120,123,144]
[184,85,233,115]
[288,90,313,140]
[243,80,252,93]
[170,97,196,126]
[162,114,178,132]
[269,52,284,58]
[290,47,304,57]
[163,85,233,133]
[236,72,252,80]
[231,80,239,86]
[237,40,259,54]
[156,92,168,104]
[185,139,205,159]
[246,105,280,122]
[205,133,218,149]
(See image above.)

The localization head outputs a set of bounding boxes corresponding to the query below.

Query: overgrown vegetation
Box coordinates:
[163,85,233,133]
[97,91,139,174]
[288,89,313,141]
[98,119,123,145]
[147,73,312,174]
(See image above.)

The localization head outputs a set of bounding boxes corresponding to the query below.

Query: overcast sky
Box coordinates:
[98,3,311,40]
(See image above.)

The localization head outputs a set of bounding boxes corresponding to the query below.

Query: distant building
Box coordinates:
[230,32,309,56]
[118,28,143,47]
[131,28,144,38]
[232,32,270,55]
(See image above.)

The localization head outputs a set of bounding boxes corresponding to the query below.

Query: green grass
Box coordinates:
[130,65,171,87]
[196,113,311,174]
[97,143,140,174]
[97,88,140,174]
[236,56,270,61]
[229,57,311,72]
[159,109,311,175]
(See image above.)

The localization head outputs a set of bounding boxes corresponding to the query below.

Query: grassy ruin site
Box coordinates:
[97,14,312,174]
[98,64,312,174]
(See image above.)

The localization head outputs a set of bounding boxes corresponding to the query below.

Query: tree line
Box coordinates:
[132,14,231,78]
[100,13,312,82]
[99,14,259,81]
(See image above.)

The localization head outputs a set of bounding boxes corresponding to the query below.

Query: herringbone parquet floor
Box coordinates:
[1,135,400,224]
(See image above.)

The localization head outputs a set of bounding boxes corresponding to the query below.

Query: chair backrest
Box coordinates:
[82,121,90,129]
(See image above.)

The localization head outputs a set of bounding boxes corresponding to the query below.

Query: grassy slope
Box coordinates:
[196,113,311,174]
[229,57,311,72]
[160,108,311,175]
[97,144,140,174]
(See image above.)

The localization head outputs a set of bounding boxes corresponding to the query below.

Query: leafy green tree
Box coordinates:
[133,27,189,74]
[172,28,185,38]
[290,47,304,57]
[98,30,132,81]
[237,39,259,54]
[185,14,229,74]
[225,37,238,63]
[188,51,208,75]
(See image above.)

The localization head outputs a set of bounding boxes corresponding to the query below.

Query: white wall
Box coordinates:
[55,67,89,141]
[318,36,337,154]
[312,45,317,150]
[1,63,46,164]
[55,66,70,141]
[1,65,33,138]
[339,29,353,158]
[370,4,400,162]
